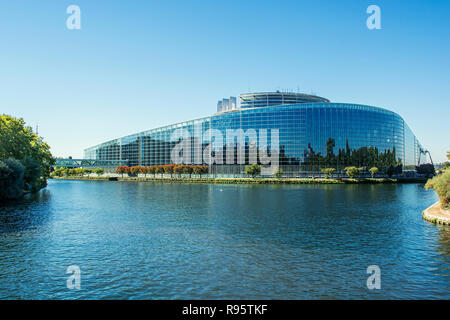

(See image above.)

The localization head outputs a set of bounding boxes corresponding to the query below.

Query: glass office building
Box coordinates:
[84,92,425,175]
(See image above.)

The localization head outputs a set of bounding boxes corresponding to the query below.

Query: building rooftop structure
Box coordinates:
[215,92,330,114]
[239,91,330,109]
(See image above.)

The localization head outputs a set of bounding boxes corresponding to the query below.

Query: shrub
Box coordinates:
[154,166,163,177]
[344,166,359,179]
[0,115,54,195]
[321,168,336,179]
[116,166,129,178]
[416,164,435,178]
[129,166,141,176]
[386,165,395,178]
[183,165,193,178]
[0,158,25,200]
[22,156,43,191]
[425,171,450,209]
[190,165,208,177]
[245,164,261,178]
[94,168,104,177]
[192,165,202,177]
[369,167,379,178]
[52,167,65,178]
[442,162,450,170]
[163,164,175,177]
[148,166,156,177]
[143,167,152,177]
[173,165,183,177]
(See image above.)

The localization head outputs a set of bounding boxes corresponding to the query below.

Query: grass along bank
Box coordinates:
[50,175,412,185]
[422,152,450,224]
[425,170,450,211]
[51,164,428,185]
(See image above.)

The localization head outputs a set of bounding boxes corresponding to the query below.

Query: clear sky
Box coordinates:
[1,0,449,162]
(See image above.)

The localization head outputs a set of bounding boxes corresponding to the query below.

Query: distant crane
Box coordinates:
[418,148,433,166]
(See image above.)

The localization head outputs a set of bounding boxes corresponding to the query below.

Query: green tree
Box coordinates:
[245,164,261,178]
[52,167,64,177]
[344,166,359,179]
[386,165,395,178]
[0,161,13,194]
[60,168,68,176]
[0,158,25,200]
[0,115,54,194]
[416,164,435,178]
[321,168,336,179]
[369,167,379,178]
[94,168,104,177]
[22,156,42,191]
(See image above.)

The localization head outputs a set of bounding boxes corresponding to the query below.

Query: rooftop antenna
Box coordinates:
[36,124,39,136]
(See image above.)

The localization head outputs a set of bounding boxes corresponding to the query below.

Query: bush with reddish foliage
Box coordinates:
[116,166,130,177]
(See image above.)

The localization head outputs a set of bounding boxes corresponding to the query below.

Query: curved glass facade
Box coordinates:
[84,101,425,175]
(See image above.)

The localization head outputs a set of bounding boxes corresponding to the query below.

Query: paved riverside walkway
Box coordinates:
[423,201,450,225]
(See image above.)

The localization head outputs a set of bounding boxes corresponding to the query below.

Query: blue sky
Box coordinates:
[0,0,449,162]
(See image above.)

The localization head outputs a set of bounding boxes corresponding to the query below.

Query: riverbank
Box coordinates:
[50,176,427,185]
[423,201,450,225]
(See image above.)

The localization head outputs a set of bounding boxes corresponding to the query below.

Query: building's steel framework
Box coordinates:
[53,159,128,168]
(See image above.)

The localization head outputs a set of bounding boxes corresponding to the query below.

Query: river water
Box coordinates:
[0,180,448,299]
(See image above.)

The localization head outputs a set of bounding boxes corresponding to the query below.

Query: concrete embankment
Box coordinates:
[423,201,450,225]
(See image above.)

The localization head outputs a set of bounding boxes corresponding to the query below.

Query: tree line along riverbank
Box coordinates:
[50,175,427,185]
[51,163,429,184]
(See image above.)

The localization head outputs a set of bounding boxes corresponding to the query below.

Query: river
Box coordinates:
[0,180,448,299]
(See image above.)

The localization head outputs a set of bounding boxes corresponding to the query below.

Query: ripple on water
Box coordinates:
[0,180,448,299]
